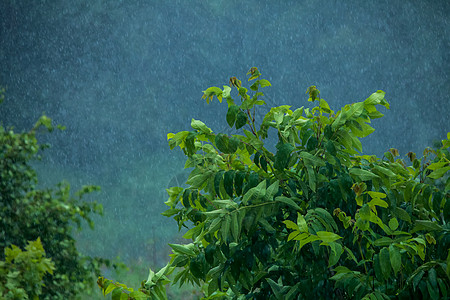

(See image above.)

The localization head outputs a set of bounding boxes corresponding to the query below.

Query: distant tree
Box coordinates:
[0,89,110,299]
[99,68,449,299]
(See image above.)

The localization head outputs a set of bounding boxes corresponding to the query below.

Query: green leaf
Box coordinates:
[388,218,399,231]
[202,86,223,104]
[412,220,442,232]
[307,165,316,192]
[214,171,224,196]
[349,168,380,181]
[259,79,272,88]
[215,133,229,153]
[224,170,235,197]
[275,196,301,211]
[326,140,337,156]
[373,254,383,282]
[374,237,393,246]
[259,218,276,234]
[231,212,239,241]
[327,242,343,267]
[368,198,388,208]
[297,213,308,232]
[191,119,212,134]
[242,180,266,204]
[186,171,211,189]
[428,268,437,290]
[169,243,196,257]
[221,214,231,242]
[283,220,299,231]
[317,231,342,243]
[266,278,283,299]
[394,207,411,223]
[104,282,118,296]
[234,171,246,196]
[274,143,294,170]
[367,191,387,199]
[235,110,248,129]
[264,180,279,201]
[300,151,326,167]
[427,166,450,179]
[364,90,387,107]
[447,250,450,278]
[379,247,391,280]
[222,85,232,99]
[226,105,239,127]
[373,165,396,178]
[389,244,402,275]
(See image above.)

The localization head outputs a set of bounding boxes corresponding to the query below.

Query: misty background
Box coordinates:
[0,0,448,267]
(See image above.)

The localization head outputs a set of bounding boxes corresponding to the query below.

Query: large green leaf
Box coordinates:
[226,105,239,127]
[300,151,326,167]
[379,247,391,280]
[242,180,266,204]
[349,168,380,181]
[389,244,402,275]
[275,196,301,211]
[274,143,294,170]
[235,110,248,129]
[191,119,212,134]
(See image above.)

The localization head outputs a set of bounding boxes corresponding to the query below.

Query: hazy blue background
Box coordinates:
[0,0,448,267]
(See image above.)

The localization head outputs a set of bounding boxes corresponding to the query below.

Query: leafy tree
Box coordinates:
[0,238,55,299]
[99,68,449,299]
[0,91,111,299]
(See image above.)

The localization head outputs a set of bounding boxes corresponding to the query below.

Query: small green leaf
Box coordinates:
[222,85,231,99]
[388,218,399,231]
[258,79,271,88]
[202,86,223,103]
[283,220,299,231]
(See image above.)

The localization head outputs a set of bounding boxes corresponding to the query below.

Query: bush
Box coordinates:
[0,238,55,299]
[99,68,449,299]
[0,90,110,299]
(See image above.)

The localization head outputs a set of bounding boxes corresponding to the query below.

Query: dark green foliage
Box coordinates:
[0,101,109,299]
[99,68,450,299]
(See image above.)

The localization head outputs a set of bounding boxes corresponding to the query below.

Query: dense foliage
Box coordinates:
[0,238,54,299]
[99,68,449,299]
[0,97,110,299]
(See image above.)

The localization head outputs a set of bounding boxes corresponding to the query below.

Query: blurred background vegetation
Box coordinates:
[0,0,448,298]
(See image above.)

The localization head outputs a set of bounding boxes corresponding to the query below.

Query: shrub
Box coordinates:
[99,68,449,299]
[0,238,55,299]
